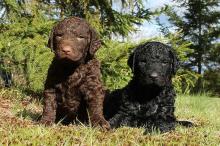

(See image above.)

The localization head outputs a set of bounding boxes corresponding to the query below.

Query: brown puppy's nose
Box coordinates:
[61,46,72,54]
[150,72,158,79]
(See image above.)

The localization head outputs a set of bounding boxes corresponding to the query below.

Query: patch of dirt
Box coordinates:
[0,98,13,118]
[0,97,34,126]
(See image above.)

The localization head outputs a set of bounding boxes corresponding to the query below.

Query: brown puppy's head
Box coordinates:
[48,17,101,63]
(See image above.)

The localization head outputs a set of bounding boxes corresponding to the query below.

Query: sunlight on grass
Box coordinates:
[0,89,220,145]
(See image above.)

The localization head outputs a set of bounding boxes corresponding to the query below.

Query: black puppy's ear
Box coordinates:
[127,52,135,72]
[89,28,101,56]
[170,49,180,75]
[47,29,54,52]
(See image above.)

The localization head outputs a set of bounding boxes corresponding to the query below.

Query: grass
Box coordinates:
[0,88,220,146]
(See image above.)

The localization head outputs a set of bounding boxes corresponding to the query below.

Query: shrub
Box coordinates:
[203,69,220,95]
[98,31,199,93]
[97,40,133,90]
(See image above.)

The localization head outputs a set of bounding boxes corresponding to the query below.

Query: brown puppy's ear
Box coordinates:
[89,28,101,56]
[47,29,54,52]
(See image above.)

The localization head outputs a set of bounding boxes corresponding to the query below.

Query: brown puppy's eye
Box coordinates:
[76,36,85,41]
[56,35,62,40]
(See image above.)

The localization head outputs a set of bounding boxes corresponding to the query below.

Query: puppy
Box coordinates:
[40,17,110,130]
[104,42,181,133]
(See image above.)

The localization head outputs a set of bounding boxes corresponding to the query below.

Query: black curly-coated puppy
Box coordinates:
[104,42,181,133]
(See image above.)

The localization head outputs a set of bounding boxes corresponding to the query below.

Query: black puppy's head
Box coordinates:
[48,17,101,63]
[128,42,179,87]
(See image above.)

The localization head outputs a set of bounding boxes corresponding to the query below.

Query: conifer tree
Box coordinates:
[40,0,153,37]
[163,0,220,91]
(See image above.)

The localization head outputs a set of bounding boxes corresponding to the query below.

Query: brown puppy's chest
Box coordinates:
[54,70,85,108]
[55,83,82,105]
[54,59,99,109]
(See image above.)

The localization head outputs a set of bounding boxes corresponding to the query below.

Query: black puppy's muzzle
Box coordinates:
[147,73,162,85]
[135,61,169,87]
[149,72,159,80]
[142,71,166,87]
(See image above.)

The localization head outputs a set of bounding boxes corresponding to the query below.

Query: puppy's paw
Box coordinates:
[92,117,111,130]
[99,119,111,130]
[39,118,54,126]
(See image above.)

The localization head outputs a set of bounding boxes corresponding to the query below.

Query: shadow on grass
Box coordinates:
[16,108,41,122]
[22,88,43,100]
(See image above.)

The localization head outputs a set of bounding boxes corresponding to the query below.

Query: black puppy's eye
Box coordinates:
[139,61,146,65]
[162,62,168,66]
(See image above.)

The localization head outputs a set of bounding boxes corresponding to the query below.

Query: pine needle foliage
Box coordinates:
[161,0,220,91]
[0,0,54,91]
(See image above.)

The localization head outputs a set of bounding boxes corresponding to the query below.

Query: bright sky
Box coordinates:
[111,0,178,41]
[129,0,176,41]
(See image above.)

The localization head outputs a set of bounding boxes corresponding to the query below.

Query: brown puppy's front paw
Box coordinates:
[99,118,111,130]
[39,117,54,126]
[92,117,111,130]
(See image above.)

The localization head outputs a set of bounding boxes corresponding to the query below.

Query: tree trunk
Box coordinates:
[195,0,203,92]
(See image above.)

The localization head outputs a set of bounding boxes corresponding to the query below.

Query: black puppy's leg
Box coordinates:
[143,119,176,134]
[109,105,131,128]
[144,105,176,134]
[156,119,176,133]
[109,108,135,128]
[109,113,126,128]
[153,104,176,133]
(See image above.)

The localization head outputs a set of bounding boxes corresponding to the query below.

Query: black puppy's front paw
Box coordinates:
[157,122,176,133]
[143,121,176,134]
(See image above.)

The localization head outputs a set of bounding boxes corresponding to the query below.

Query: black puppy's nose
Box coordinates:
[150,72,158,79]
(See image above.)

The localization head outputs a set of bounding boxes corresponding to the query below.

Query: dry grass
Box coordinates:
[0,88,220,146]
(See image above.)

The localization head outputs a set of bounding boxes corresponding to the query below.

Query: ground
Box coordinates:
[0,88,220,145]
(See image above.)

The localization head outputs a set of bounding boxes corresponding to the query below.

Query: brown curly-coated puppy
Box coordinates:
[40,17,110,130]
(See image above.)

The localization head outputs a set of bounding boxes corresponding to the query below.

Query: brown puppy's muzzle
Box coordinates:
[56,40,84,62]
[61,45,72,55]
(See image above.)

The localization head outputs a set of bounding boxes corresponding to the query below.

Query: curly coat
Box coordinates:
[104,42,180,133]
[40,17,110,129]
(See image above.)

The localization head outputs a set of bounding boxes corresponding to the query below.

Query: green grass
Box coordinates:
[0,88,220,146]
